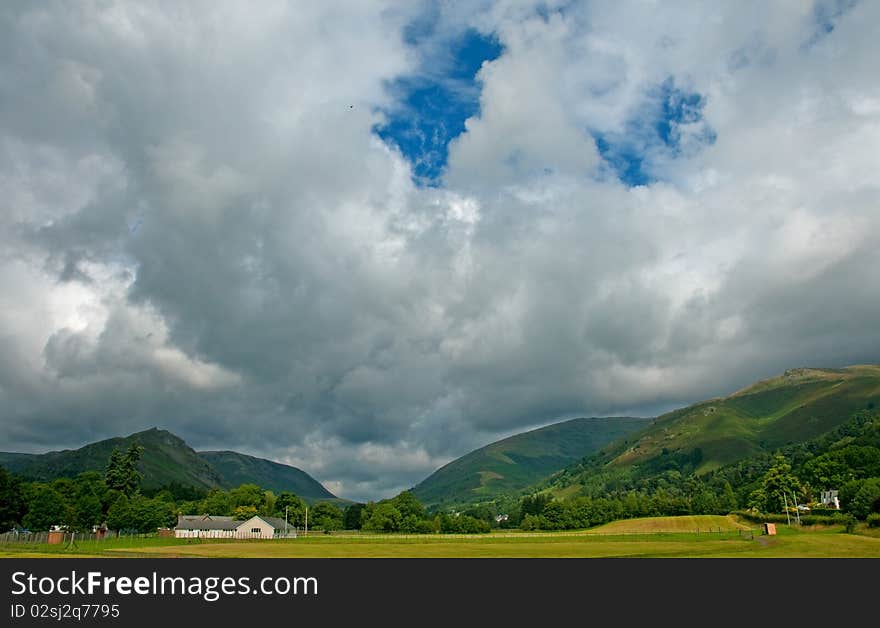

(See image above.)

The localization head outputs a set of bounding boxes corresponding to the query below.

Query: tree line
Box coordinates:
[345,491,490,534]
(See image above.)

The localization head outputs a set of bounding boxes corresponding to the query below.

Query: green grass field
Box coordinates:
[2,516,879,558]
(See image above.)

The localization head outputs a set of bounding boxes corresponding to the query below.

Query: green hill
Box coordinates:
[548,365,880,495]
[198,450,343,504]
[411,416,652,507]
[0,428,338,502]
[0,428,222,490]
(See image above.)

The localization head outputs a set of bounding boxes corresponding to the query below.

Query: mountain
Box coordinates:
[0,428,222,490]
[0,428,338,503]
[198,450,341,503]
[547,365,880,497]
[411,416,652,507]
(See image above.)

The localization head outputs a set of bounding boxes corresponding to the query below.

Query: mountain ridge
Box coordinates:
[198,449,340,503]
[545,364,880,498]
[0,427,339,503]
[411,416,652,507]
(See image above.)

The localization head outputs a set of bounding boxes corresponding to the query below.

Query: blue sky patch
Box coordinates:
[593,134,651,187]
[593,77,716,187]
[375,28,503,186]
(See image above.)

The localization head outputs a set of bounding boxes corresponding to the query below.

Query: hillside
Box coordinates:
[548,365,880,496]
[0,428,339,502]
[412,416,651,507]
[198,450,342,503]
[0,428,222,490]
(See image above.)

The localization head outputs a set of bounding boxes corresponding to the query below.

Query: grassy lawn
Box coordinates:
[0,535,200,558]
[583,514,749,534]
[2,516,878,558]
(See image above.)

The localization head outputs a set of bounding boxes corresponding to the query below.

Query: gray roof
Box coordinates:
[176,515,237,531]
[260,516,290,530]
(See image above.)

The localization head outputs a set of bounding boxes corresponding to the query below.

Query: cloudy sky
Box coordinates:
[2,1,879,501]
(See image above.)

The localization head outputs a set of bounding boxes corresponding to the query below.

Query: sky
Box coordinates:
[2,1,879,502]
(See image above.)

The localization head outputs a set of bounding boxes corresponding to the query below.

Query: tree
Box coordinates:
[845,478,880,519]
[70,494,103,532]
[519,513,549,531]
[343,503,365,530]
[390,491,426,521]
[719,481,738,513]
[803,451,854,489]
[462,504,495,523]
[692,489,719,515]
[541,501,567,529]
[747,487,767,512]
[106,494,132,532]
[437,513,491,533]
[105,444,143,496]
[260,491,277,517]
[104,449,125,494]
[201,489,233,516]
[108,494,175,533]
[128,495,176,532]
[456,515,490,534]
[362,502,402,532]
[275,492,307,527]
[521,493,553,517]
[22,486,68,531]
[310,502,343,531]
[760,454,802,513]
[0,467,25,531]
[233,505,258,520]
[146,482,207,502]
[229,484,265,509]
[66,472,108,532]
[152,489,175,503]
[178,500,202,516]
[399,514,423,533]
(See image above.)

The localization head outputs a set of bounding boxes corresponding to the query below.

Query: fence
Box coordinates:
[316,527,754,540]
[1,530,159,546]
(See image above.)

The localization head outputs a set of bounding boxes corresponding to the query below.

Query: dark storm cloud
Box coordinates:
[2,1,880,501]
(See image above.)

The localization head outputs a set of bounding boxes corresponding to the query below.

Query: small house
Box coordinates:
[174,514,295,539]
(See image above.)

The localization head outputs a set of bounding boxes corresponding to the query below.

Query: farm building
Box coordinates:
[175,514,295,539]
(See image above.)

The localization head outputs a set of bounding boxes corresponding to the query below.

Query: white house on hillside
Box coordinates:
[175,514,295,539]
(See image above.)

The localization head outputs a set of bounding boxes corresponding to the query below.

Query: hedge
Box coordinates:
[733,510,845,526]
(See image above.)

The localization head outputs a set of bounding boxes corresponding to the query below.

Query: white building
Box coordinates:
[819,490,840,510]
[175,514,296,539]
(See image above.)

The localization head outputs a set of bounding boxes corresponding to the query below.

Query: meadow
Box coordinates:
[2,516,879,558]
